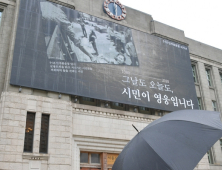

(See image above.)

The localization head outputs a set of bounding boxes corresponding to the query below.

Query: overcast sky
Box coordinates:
[120,0,222,50]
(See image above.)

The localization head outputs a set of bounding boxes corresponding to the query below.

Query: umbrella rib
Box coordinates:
[139,135,173,170]
[146,119,222,131]
[114,111,222,170]
[141,120,222,170]
[121,136,142,170]
[144,120,222,154]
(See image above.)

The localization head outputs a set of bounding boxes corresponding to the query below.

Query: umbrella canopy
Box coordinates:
[113,110,222,170]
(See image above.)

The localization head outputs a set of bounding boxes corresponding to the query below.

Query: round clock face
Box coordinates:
[104,0,126,21]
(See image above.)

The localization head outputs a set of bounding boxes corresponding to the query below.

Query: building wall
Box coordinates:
[0,0,15,95]
[0,0,222,170]
[0,92,155,169]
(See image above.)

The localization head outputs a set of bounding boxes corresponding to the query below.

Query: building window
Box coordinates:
[220,72,222,84]
[111,102,125,110]
[205,68,212,86]
[24,112,35,152]
[80,97,97,106]
[39,114,50,153]
[207,149,214,164]
[197,98,202,110]
[212,101,217,111]
[113,102,124,107]
[220,139,222,151]
[139,106,149,112]
[82,97,95,102]
[80,152,89,163]
[0,10,2,27]
[138,107,154,115]
[91,153,100,164]
[158,111,163,117]
[80,152,101,169]
[191,64,198,83]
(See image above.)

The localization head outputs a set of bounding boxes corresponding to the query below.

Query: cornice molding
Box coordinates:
[46,0,75,9]
[73,107,156,123]
[74,135,128,153]
[190,53,222,68]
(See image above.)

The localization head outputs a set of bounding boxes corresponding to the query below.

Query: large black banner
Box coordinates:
[10,0,198,111]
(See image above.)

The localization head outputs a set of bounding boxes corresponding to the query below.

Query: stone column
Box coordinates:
[194,154,210,170]
[102,152,107,170]
[212,66,222,112]
[212,140,222,165]
[211,67,222,164]
[0,4,15,94]
[33,112,41,154]
[196,62,212,111]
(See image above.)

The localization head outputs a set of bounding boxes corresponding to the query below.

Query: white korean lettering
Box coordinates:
[139,79,146,86]
[132,89,141,100]
[164,84,173,93]
[162,95,170,105]
[179,98,186,108]
[122,87,131,99]
[122,76,130,83]
[157,82,164,91]
[141,91,150,102]
[150,81,157,89]
[131,77,138,86]
[186,99,194,109]
[154,93,161,103]
[171,96,178,107]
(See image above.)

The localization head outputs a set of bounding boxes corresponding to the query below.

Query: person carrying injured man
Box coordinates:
[40,1,95,61]
[99,53,126,65]
[80,19,87,38]
[89,28,99,56]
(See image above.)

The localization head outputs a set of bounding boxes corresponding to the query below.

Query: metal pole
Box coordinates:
[132,124,139,133]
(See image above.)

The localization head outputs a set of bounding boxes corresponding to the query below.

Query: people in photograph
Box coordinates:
[89,28,99,56]
[118,32,126,53]
[108,27,116,44]
[107,26,112,40]
[125,28,131,42]
[99,53,126,65]
[125,38,137,58]
[80,20,87,37]
[40,1,95,61]
[125,38,139,65]
[114,53,126,64]
[40,1,139,66]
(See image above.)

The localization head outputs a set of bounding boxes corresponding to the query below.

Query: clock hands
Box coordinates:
[114,0,118,16]
[104,0,126,20]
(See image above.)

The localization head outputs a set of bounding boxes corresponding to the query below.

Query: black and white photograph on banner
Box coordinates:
[40,1,139,66]
[11,0,199,111]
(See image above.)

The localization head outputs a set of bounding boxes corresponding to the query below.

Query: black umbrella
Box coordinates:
[113,110,222,170]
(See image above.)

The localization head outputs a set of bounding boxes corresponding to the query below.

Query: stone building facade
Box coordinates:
[0,0,222,170]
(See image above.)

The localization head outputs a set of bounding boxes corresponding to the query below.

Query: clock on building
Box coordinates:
[104,0,126,21]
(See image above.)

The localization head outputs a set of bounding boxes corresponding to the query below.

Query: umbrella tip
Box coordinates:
[132,124,140,133]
